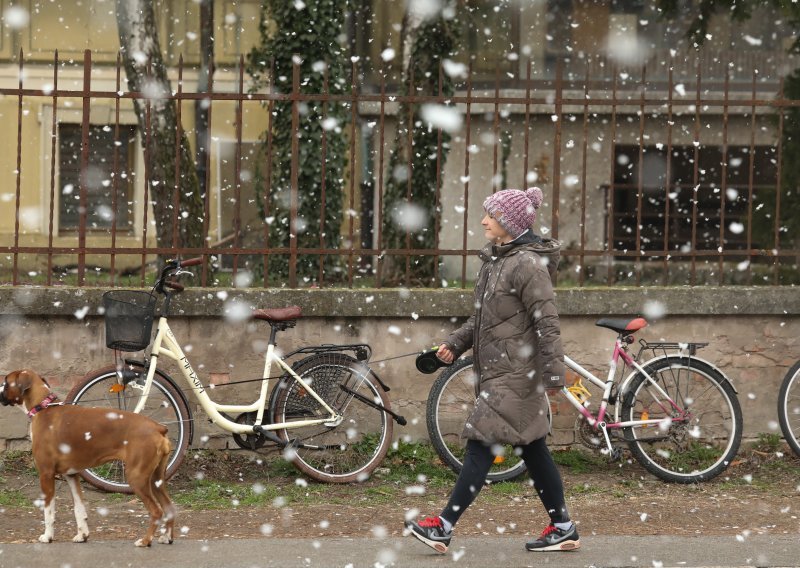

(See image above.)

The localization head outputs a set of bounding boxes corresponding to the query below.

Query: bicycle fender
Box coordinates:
[266,354,348,411]
[122,358,196,445]
[617,354,738,398]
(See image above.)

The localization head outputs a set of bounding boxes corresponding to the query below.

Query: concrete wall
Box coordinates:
[1,286,799,452]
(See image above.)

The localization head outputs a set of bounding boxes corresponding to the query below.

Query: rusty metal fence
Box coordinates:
[1,49,798,289]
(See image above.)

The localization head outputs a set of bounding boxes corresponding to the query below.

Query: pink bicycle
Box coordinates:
[427,317,743,483]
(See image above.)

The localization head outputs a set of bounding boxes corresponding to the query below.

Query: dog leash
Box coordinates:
[67,349,431,405]
[200,349,426,388]
[368,350,427,365]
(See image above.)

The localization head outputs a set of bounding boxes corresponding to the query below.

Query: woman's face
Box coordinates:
[481,211,512,244]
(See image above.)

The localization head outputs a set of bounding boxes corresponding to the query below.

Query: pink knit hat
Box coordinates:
[483,187,544,238]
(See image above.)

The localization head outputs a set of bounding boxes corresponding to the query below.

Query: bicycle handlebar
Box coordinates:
[156,257,201,294]
[181,257,204,268]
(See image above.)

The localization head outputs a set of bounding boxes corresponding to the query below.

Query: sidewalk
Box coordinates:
[1,534,797,568]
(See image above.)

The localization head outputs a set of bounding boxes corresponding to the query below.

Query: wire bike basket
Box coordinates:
[102,290,157,352]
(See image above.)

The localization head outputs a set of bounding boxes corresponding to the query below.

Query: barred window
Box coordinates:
[58,123,137,231]
[611,144,778,254]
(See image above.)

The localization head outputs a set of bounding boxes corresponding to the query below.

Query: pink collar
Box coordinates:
[27,393,60,419]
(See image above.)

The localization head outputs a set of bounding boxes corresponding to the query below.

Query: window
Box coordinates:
[611,144,779,255]
[58,123,137,231]
[462,0,518,73]
[545,0,645,71]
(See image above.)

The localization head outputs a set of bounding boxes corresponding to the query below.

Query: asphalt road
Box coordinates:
[0,534,797,568]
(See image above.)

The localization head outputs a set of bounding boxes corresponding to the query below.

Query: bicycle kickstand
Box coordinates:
[339,384,407,426]
[598,422,623,461]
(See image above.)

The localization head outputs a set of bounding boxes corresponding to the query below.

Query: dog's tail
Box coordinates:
[156,431,171,483]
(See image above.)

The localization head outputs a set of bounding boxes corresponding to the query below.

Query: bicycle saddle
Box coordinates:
[595,317,647,334]
[252,306,303,322]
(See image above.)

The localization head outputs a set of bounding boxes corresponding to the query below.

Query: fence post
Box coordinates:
[289,58,300,288]
[78,49,92,286]
[12,49,23,286]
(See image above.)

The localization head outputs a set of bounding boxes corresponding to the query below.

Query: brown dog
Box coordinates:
[0,369,176,546]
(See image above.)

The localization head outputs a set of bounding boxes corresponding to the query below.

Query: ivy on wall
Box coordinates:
[247,0,351,284]
[380,9,461,286]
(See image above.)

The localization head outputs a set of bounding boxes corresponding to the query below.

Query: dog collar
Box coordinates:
[27,393,60,419]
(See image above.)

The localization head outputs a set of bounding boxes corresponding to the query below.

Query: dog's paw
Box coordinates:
[38,534,53,544]
[134,538,152,548]
[72,533,88,543]
[157,534,174,545]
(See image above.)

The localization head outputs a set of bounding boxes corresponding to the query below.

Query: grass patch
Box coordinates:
[264,457,300,478]
[716,475,771,491]
[485,480,527,494]
[552,448,607,473]
[758,456,800,473]
[657,442,722,474]
[567,482,606,496]
[173,478,318,509]
[751,433,783,454]
[0,450,38,477]
[0,487,32,508]
[360,486,401,504]
[380,440,457,486]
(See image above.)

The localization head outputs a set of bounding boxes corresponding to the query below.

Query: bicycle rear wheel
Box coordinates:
[426,358,529,482]
[622,355,742,483]
[270,353,392,483]
[778,361,800,457]
[65,365,192,493]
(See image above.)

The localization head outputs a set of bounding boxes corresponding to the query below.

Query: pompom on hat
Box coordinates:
[483,187,544,238]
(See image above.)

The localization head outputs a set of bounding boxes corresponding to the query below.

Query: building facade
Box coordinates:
[0,0,795,286]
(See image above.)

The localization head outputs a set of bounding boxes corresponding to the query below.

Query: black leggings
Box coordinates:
[440,437,570,527]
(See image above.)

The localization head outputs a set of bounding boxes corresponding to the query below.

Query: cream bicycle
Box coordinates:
[66,258,404,492]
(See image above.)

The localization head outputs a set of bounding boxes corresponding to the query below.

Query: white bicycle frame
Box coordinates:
[131,316,341,435]
[559,338,689,452]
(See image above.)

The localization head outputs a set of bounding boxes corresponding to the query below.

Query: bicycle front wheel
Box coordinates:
[65,365,192,493]
[271,353,393,483]
[778,361,800,457]
[622,356,742,483]
[426,358,528,482]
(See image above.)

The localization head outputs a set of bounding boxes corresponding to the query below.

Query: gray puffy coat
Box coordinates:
[444,231,565,445]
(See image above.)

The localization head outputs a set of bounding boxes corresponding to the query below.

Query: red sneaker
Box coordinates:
[404,516,452,554]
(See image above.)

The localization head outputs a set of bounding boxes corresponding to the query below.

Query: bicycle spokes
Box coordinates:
[272,353,392,482]
[622,357,742,483]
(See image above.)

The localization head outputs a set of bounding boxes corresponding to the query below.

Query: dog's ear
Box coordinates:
[14,370,37,394]
[4,370,20,389]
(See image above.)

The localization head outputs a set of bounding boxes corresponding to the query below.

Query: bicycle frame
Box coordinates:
[131,316,341,435]
[560,337,688,452]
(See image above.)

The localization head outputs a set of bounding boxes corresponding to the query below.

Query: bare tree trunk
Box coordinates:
[116,0,205,255]
[195,0,214,212]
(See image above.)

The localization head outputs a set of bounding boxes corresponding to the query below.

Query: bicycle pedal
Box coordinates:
[609,448,623,461]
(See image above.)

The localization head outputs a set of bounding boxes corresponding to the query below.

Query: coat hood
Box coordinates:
[479,230,562,277]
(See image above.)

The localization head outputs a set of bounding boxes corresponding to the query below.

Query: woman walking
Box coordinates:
[405,187,579,554]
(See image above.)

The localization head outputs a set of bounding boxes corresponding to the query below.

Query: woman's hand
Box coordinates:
[437,343,455,364]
